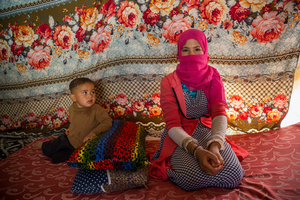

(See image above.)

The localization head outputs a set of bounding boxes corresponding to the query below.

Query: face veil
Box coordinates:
[175,29,214,91]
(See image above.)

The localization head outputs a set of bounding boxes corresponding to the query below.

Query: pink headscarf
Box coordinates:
[176,29,213,91]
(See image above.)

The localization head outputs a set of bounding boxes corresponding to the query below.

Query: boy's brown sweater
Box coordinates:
[67,103,112,149]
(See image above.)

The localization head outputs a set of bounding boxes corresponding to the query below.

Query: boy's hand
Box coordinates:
[83,132,96,143]
[65,128,69,135]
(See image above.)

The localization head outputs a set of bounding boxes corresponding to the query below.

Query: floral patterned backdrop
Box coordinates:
[0,0,300,137]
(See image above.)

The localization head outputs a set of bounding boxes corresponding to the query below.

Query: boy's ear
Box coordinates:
[70,94,76,102]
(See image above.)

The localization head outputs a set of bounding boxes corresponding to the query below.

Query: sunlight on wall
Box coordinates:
[281,58,300,127]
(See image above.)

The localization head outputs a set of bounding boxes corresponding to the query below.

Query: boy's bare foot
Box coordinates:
[33,141,43,150]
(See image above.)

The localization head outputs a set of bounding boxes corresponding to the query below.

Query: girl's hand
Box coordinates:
[208,142,224,168]
[83,132,96,143]
[195,148,223,176]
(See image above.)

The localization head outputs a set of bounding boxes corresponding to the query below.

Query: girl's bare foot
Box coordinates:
[33,141,43,150]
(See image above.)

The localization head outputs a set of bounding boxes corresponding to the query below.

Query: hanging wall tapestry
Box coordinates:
[0,0,300,143]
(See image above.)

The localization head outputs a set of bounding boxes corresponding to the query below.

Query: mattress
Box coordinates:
[1,123,300,199]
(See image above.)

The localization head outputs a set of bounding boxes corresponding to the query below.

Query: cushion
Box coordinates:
[102,165,149,193]
[223,79,292,134]
[67,120,148,170]
[95,75,165,138]
[71,165,149,194]
[71,168,109,194]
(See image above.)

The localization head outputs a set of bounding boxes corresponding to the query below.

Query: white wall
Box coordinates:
[281,57,300,127]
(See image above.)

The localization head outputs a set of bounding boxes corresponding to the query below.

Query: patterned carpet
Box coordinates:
[0,137,38,159]
[0,128,67,159]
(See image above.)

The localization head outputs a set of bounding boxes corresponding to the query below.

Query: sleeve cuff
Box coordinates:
[206,136,225,150]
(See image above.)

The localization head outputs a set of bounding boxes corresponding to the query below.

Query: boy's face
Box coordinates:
[70,83,96,108]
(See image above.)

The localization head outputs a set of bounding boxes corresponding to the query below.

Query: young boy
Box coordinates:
[33,77,112,163]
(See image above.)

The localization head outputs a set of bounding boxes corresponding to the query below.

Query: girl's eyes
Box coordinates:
[182,48,202,53]
[91,91,95,94]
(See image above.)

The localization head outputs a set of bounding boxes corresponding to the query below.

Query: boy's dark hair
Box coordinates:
[69,77,95,93]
